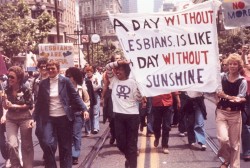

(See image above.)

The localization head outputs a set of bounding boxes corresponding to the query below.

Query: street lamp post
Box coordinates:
[64,25,84,67]
[31,0,46,18]
[74,26,83,67]
[54,0,60,42]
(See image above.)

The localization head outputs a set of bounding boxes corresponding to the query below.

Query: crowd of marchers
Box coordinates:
[0,45,250,168]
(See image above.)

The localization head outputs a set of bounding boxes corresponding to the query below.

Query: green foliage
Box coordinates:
[218,27,250,55]
[0,0,55,58]
[84,41,123,67]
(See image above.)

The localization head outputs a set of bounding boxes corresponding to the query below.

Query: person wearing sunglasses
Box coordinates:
[65,67,90,165]
[30,57,49,163]
[1,66,34,168]
[32,60,89,168]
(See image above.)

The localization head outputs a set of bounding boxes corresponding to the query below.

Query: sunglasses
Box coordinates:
[66,75,72,78]
[8,75,15,79]
[47,67,56,71]
[39,65,46,69]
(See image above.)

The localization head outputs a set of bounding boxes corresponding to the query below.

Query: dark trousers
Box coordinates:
[152,106,172,148]
[35,116,46,159]
[114,113,139,168]
[42,116,73,168]
[0,123,8,160]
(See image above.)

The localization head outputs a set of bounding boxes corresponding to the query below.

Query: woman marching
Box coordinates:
[216,53,247,168]
[1,66,34,168]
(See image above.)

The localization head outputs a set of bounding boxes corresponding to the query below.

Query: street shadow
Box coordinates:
[97,149,123,158]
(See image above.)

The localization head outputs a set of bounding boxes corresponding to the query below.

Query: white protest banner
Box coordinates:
[38,43,74,70]
[222,0,250,29]
[108,0,222,97]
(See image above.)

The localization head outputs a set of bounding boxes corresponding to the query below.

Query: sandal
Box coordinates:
[219,162,230,168]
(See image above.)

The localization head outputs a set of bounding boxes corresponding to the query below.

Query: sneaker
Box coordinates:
[201,144,207,151]
[189,142,196,149]
[154,139,159,147]
[179,132,185,137]
[92,129,99,134]
[162,148,169,154]
[5,159,11,168]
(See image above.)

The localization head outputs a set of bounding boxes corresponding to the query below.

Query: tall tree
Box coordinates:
[0,0,55,59]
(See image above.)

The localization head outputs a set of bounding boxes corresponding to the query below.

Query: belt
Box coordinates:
[217,106,241,111]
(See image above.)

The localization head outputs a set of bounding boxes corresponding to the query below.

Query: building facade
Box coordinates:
[121,0,137,13]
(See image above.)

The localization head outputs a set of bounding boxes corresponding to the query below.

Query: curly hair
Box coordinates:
[65,67,83,85]
[8,66,24,85]
[117,64,131,78]
[37,57,48,68]
[226,53,244,73]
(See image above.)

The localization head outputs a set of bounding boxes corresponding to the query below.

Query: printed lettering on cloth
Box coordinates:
[108,0,222,97]
[38,43,74,70]
[222,0,250,29]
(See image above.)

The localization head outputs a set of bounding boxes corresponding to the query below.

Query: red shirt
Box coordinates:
[152,92,178,107]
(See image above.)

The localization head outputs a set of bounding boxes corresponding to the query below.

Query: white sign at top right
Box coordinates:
[222,0,250,29]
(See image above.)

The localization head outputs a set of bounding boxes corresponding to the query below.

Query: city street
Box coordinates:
[0,96,250,167]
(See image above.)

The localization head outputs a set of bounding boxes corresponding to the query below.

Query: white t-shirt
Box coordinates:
[110,77,140,115]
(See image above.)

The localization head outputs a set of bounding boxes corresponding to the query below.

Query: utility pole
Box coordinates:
[54,0,60,42]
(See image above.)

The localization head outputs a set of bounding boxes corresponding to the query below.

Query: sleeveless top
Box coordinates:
[217,75,244,110]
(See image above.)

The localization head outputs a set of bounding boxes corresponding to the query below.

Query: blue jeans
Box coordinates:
[42,116,73,168]
[187,101,206,145]
[91,92,100,131]
[147,112,154,134]
[152,106,172,148]
[72,114,84,158]
[114,113,139,168]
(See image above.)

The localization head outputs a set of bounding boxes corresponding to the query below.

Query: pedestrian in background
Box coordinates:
[241,54,250,161]
[85,65,102,134]
[31,57,49,162]
[65,67,90,165]
[82,67,96,137]
[106,59,143,168]
[185,91,207,151]
[1,66,34,168]
[216,53,247,168]
[177,91,188,137]
[152,92,180,154]
[32,60,88,168]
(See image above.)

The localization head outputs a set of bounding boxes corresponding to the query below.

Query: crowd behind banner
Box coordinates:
[0,1,250,168]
